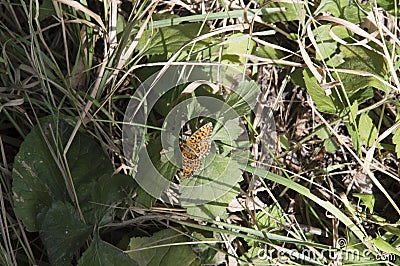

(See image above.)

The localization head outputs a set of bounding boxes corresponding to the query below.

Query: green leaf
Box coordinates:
[349,88,374,106]
[392,112,400,159]
[136,23,212,57]
[372,236,400,256]
[314,0,348,17]
[338,45,389,95]
[221,33,256,71]
[253,44,284,60]
[316,126,331,140]
[225,80,259,116]
[186,182,240,220]
[135,136,176,208]
[343,4,368,23]
[190,232,218,264]
[79,235,138,266]
[303,69,341,114]
[128,229,200,266]
[182,154,242,219]
[346,121,360,153]
[358,113,378,147]
[312,25,351,61]
[376,0,397,13]
[91,173,136,225]
[353,193,375,213]
[39,201,92,266]
[262,2,306,23]
[12,120,116,231]
[256,205,285,230]
[324,138,338,154]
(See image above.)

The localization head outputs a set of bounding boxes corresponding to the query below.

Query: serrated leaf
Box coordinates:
[79,235,138,266]
[128,229,200,266]
[358,113,378,147]
[39,201,92,266]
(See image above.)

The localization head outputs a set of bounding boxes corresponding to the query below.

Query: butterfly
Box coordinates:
[179,122,213,178]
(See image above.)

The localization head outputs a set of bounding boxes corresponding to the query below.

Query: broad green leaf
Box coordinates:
[128,229,200,266]
[316,126,331,140]
[39,201,92,266]
[343,4,368,23]
[303,69,341,114]
[349,88,374,106]
[135,136,176,208]
[253,44,284,60]
[290,68,306,88]
[136,23,212,57]
[262,2,305,23]
[358,113,378,147]
[186,182,240,220]
[180,154,243,215]
[91,173,136,225]
[79,235,138,266]
[312,25,351,61]
[221,33,256,71]
[353,193,375,213]
[190,232,218,264]
[212,119,244,145]
[376,0,397,13]
[38,0,56,21]
[338,45,389,95]
[12,120,130,231]
[314,0,349,17]
[349,100,358,123]
[324,138,338,154]
[225,80,259,116]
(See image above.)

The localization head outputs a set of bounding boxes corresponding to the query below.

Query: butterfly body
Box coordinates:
[180,122,213,178]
